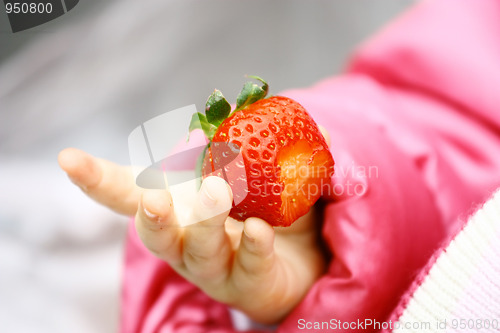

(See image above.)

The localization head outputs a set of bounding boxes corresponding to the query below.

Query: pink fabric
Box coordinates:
[121,0,500,332]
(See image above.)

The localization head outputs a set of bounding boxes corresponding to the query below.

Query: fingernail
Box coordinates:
[200,181,217,208]
[142,191,165,222]
[143,207,158,220]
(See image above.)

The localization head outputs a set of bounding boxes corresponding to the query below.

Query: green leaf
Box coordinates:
[246,75,269,95]
[188,112,217,141]
[236,76,269,110]
[205,90,231,127]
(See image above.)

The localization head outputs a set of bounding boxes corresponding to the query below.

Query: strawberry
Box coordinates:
[189,76,334,227]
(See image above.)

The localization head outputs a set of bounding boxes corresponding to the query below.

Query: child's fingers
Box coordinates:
[58,148,141,216]
[182,176,233,280]
[135,189,183,265]
[235,217,276,276]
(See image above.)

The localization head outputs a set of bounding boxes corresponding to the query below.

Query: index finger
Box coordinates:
[58,147,141,216]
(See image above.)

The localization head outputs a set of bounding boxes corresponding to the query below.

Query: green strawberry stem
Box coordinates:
[188,76,269,141]
[195,145,209,181]
[234,75,268,112]
[206,89,231,127]
[188,76,269,184]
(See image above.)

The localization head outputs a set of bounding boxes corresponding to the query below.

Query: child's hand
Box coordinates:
[58,127,329,324]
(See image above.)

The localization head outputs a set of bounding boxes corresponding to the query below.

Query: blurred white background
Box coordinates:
[0,1,414,331]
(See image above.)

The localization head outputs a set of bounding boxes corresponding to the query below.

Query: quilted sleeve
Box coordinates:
[278,0,500,331]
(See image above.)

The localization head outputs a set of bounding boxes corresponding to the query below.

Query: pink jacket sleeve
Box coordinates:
[121,0,500,332]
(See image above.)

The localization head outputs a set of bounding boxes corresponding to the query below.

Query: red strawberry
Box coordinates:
[189,77,334,227]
